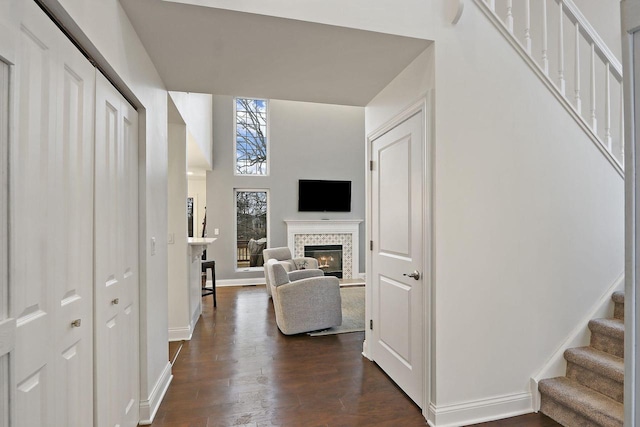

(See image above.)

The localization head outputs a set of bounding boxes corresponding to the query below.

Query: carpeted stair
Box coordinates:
[539,291,625,427]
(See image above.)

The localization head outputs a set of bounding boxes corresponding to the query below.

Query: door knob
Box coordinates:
[112,298,119,305]
[71,319,81,328]
[403,270,421,280]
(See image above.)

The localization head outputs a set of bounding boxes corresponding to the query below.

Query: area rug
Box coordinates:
[308,286,365,336]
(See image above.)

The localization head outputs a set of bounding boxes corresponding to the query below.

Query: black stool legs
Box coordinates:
[201,260,216,308]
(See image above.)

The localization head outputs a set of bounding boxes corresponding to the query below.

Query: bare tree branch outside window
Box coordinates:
[236,98,267,175]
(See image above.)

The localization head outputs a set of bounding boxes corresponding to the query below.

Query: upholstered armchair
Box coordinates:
[263,247,323,296]
[270,263,342,335]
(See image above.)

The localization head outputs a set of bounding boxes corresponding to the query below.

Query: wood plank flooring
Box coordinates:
[150,285,560,427]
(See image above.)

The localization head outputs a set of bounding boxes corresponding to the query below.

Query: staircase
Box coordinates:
[539,291,625,427]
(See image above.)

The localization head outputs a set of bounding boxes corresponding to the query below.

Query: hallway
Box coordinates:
[151,286,559,426]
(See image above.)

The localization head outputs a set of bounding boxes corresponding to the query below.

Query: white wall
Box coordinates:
[169,91,213,169]
[367,2,623,425]
[37,0,171,421]
[207,96,366,281]
[167,123,190,339]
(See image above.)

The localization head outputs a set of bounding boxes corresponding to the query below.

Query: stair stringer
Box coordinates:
[529,272,624,411]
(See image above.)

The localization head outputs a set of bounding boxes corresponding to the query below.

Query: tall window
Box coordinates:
[235,98,268,175]
[236,190,268,269]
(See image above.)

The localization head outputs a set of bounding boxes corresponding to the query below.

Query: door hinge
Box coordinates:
[369,160,374,171]
[369,319,373,330]
[370,240,373,250]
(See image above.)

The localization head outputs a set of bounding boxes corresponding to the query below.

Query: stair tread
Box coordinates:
[539,377,624,426]
[565,346,624,383]
[588,318,624,339]
[612,291,624,304]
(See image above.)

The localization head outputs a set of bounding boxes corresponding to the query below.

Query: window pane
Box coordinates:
[236,191,268,268]
[235,98,267,175]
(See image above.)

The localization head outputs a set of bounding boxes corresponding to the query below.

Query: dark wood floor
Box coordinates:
[151,285,560,427]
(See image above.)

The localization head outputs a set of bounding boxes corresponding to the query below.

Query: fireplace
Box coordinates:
[285,219,363,279]
[305,245,343,278]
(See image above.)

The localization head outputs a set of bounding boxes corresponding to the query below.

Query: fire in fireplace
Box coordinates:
[304,245,343,278]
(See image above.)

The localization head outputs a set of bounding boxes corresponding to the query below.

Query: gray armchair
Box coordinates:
[263,247,323,296]
[270,263,342,335]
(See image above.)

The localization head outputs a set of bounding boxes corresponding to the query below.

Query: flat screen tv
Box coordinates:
[298,179,351,212]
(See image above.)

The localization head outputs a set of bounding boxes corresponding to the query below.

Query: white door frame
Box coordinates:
[622,1,640,425]
[364,92,434,418]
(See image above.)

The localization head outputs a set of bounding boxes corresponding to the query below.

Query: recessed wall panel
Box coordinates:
[378,136,411,258]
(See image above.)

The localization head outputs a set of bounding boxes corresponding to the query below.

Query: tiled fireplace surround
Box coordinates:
[285,220,362,279]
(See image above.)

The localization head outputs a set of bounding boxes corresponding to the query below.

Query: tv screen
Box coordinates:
[298,180,351,212]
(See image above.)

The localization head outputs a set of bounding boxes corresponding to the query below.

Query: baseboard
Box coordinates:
[138,361,173,425]
[529,271,624,411]
[168,326,192,342]
[216,278,266,287]
[427,392,532,427]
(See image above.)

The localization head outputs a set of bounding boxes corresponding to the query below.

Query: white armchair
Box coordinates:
[270,263,342,335]
[263,247,323,296]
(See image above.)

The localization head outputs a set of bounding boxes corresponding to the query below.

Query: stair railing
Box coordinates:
[475,0,624,175]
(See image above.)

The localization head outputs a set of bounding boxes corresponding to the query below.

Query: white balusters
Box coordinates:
[590,42,597,133]
[574,22,581,114]
[473,0,624,169]
[524,0,532,54]
[605,63,612,150]
[542,0,549,75]
[558,2,566,95]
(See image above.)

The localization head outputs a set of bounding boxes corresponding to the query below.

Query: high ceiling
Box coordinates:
[119,0,431,106]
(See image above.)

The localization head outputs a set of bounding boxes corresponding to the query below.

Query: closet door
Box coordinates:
[94,71,140,427]
[10,2,95,426]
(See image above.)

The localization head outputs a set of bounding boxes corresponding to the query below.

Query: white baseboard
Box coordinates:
[529,271,624,411]
[427,392,532,427]
[138,362,173,425]
[215,278,266,287]
[168,326,192,342]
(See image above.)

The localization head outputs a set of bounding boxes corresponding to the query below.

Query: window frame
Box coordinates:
[233,97,270,177]
[234,188,270,272]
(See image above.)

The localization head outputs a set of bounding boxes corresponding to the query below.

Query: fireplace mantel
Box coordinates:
[284,219,362,278]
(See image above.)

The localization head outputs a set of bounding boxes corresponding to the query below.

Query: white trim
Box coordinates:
[365,94,433,420]
[138,361,173,425]
[216,277,265,287]
[529,271,624,410]
[427,392,533,427]
[168,326,192,342]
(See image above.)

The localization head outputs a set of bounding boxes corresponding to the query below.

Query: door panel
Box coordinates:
[371,111,424,406]
[11,2,95,426]
[95,71,139,427]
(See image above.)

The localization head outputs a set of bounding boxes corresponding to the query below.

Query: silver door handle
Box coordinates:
[71,319,82,328]
[112,298,119,305]
[403,271,420,280]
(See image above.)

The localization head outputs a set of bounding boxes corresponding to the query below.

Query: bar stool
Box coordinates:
[201,259,216,307]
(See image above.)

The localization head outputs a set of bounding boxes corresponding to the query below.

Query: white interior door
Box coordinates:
[370,110,425,406]
[10,2,95,426]
[94,71,140,427]
[0,58,13,427]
